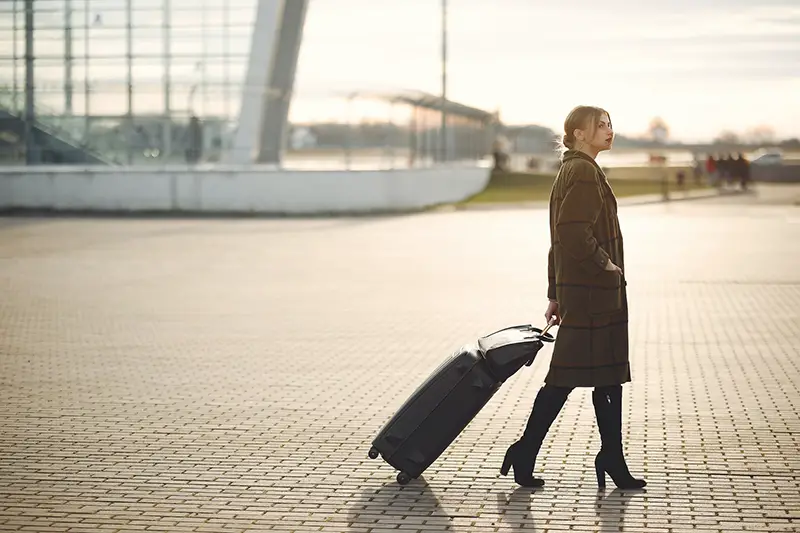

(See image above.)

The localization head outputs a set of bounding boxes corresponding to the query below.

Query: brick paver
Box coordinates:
[1,185,799,532]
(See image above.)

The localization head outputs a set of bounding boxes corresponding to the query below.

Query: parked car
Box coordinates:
[751,150,783,166]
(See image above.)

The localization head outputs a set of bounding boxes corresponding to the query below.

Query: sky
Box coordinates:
[293,0,800,142]
[0,0,798,143]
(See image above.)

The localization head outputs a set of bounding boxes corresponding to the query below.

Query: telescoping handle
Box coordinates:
[540,316,558,338]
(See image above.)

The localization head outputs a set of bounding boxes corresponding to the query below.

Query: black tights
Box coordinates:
[521,384,622,443]
[539,383,622,402]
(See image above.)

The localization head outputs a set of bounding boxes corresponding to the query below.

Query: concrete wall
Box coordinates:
[0,165,491,214]
[751,164,800,183]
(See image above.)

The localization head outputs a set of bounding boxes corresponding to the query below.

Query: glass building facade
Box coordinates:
[0,0,496,168]
[1,0,258,165]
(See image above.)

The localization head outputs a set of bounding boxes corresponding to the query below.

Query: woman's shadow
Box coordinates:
[494,486,645,532]
[495,486,541,532]
[345,475,451,531]
[595,487,646,531]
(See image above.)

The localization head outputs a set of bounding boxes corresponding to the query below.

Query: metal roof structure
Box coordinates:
[349,90,499,123]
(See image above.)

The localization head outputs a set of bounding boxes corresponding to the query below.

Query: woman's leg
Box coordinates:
[522,384,573,450]
[592,385,646,489]
[501,384,573,486]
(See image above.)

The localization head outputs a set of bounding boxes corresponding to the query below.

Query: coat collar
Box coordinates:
[562,149,607,179]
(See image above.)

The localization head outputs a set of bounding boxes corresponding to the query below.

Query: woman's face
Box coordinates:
[577,113,614,153]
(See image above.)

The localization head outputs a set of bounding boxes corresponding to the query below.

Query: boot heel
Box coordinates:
[500,447,513,476]
[596,465,606,488]
[595,459,606,489]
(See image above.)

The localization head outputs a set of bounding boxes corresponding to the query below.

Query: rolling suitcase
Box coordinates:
[368,322,556,485]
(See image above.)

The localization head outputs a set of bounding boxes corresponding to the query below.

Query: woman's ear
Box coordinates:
[574,128,584,142]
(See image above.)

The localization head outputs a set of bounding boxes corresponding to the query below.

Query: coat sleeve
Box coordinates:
[555,162,610,277]
[547,245,556,300]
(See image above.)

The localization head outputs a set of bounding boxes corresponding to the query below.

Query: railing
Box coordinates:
[0,88,118,164]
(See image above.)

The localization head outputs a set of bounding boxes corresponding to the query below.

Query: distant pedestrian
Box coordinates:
[736,153,751,191]
[720,154,733,186]
[185,115,203,164]
[706,154,718,186]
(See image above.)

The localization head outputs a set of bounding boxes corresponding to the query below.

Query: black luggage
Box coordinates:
[368,323,555,485]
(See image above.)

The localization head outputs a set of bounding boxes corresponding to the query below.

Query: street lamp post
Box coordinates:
[65,0,73,115]
[440,0,447,163]
[24,0,38,164]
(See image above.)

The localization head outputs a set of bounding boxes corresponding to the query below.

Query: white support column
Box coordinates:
[225,0,284,164]
[256,0,308,164]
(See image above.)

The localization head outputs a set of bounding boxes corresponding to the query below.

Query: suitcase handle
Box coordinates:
[540,318,557,337]
[522,317,558,340]
[523,318,558,366]
[488,317,557,338]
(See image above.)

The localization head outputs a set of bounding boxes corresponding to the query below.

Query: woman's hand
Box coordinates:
[605,260,623,275]
[544,300,561,325]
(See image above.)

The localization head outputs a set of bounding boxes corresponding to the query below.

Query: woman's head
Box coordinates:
[560,106,613,155]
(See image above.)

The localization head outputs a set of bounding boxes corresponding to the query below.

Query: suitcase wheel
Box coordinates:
[368,447,380,460]
[396,472,412,486]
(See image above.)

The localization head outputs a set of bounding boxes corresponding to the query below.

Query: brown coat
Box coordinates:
[545,150,631,388]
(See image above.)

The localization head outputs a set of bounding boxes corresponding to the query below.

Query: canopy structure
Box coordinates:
[338,89,499,164]
[354,90,499,124]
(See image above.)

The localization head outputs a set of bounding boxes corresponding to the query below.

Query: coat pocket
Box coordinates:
[589,271,624,315]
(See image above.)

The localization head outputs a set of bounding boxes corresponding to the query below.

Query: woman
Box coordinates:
[500,105,646,490]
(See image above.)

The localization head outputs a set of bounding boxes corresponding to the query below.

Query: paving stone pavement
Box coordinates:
[1,187,799,532]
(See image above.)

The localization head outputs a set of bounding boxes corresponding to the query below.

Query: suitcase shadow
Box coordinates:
[345,476,450,529]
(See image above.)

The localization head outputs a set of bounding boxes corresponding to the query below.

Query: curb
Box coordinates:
[442,188,745,212]
[617,188,739,206]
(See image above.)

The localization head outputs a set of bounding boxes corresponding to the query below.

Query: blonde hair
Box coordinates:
[557,105,611,153]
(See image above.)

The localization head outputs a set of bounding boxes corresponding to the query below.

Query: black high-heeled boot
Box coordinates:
[500,441,543,487]
[500,385,571,487]
[592,386,646,490]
